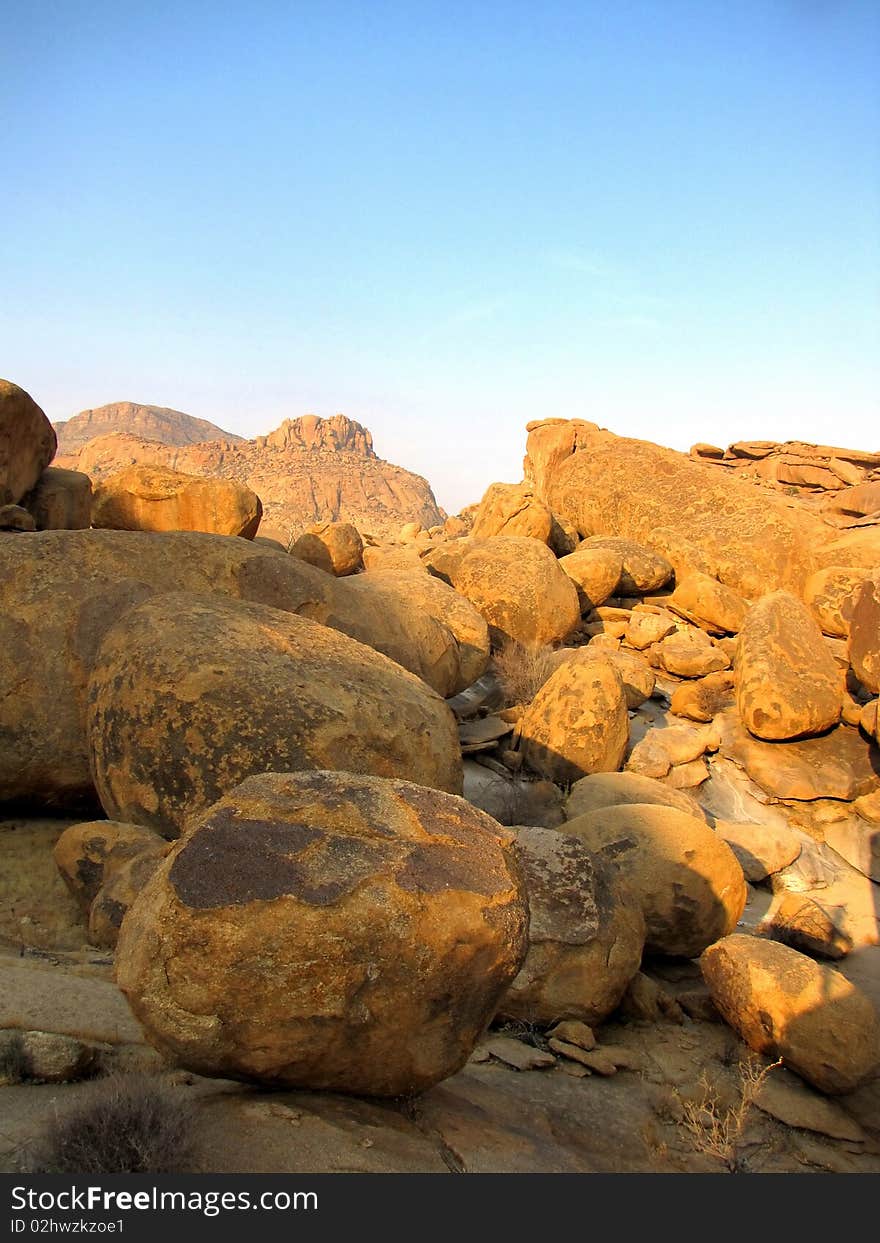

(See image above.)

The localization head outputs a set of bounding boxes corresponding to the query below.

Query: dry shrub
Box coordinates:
[29,1073,198,1174]
[0,1032,30,1084]
[494,641,560,706]
[678,1056,781,1172]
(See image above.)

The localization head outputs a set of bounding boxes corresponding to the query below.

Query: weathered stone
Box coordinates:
[804,566,876,638]
[670,671,736,722]
[471,482,553,544]
[0,379,56,505]
[713,820,802,883]
[598,648,655,708]
[717,711,879,802]
[0,1030,97,1084]
[520,651,629,784]
[564,771,702,821]
[115,771,528,1096]
[577,536,672,595]
[425,537,580,647]
[654,628,730,678]
[558,547,622,610]
[755,1071,868,1142]
[345,567,490,692]
[822,816,880,882]
[88,592,463,834]
[737,592,842,740]
[759,894,853,961]
[328,574,463,697]
[546,1020,596,1050]
[21,467,92,531]
[624,611,677,650]
[670,573,748,634]
[532,422,828,597]
[53,820,169,909]
[701,934,880,1094]
[92,464,263,538]
[626,724,716,780]
[849,578,880,694]
[289,521,364,576]
[89,852,165,948]
[0,504,35,531]
[563,804,746,958]
[0,530,335,808]
[499,826,644,1026]
[484,1036,556,1071]
[646,527,716,581]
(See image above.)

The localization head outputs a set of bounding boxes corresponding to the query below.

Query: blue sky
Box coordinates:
[2,1,878,512]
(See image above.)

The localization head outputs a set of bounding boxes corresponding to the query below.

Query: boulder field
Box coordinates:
[2,397,880,1170]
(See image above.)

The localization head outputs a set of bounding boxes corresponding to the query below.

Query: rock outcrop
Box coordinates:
[56,410,443,538]
[471,482,553,543]
[115,771,528,1096]
[525,420,831,598]
[562,804,747,958]
[0,530,335,808]
[0,379,57,505]
[500,826,644,1026]
[91,464,263,539]
[424,536,580,647]
[54,402,241,454]
[87,592,462,834]
[736,592,842,740]
[519,651,629,784]
[701,935,880,1094]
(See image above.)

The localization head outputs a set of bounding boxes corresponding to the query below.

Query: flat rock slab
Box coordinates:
[484,1035,556,1071]
[458,716,513,746]
[756,1072,867,1142]
[0,957,143,1046]
[718,712,880,801]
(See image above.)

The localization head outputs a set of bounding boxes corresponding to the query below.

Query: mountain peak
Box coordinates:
[256,414,376,459]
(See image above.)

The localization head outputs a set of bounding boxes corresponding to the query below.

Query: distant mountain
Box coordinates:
[54,402,241,455]
[55,410,443,538]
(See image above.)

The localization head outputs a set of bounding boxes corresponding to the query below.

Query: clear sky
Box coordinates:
[2,1,878,513]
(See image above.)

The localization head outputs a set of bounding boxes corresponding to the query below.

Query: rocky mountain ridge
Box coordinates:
[54,406,442,538]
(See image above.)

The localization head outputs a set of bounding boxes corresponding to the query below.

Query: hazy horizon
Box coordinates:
[3,1,878,513]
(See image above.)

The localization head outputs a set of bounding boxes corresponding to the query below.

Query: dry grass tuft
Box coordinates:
[494,641,560,706]
[678,1055,781,1172]
[28,1073,199,1174]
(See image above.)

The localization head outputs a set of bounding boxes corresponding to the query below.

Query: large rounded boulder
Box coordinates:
[470,482,553,543]
[520,651,629,784]
[564,771,702,821]
[0,379,57,505]
[701,935,880,1094]
[289,521,364,576]
[425,536,580,647]
[737,591,842,740]
[849,578,880,695]
[358,566,490,690]
[115,771,528,1096]
[91,464,263,539]
[499,826,645,1025]
[0,530,335,808]
[562,804,747,958]
[87,592,462,834]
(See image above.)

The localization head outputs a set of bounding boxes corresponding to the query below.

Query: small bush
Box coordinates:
[29,1074,198,1174]
[494,641,559,706]
[678,1056,781,1173]
[0,1032,31,1084]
